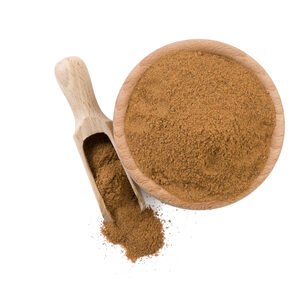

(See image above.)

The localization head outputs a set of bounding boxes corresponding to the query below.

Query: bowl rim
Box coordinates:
[113,39,285,209]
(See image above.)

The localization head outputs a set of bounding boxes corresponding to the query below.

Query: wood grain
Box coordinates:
[113,39,285,210]
[55,57,145,221]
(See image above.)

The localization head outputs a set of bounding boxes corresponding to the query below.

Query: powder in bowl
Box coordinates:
[124,50,276,204]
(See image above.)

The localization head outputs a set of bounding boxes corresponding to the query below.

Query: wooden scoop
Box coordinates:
[55,56,145,222]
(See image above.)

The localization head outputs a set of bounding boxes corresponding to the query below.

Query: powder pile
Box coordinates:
[124,50,276,203]
[83,133,164,262]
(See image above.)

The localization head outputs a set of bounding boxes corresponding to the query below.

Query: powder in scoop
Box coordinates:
[124,50,276,204]
[83,133,164,262]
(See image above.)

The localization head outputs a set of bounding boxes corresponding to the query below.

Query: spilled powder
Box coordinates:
[124,50,276,204]
[84,133,164,262]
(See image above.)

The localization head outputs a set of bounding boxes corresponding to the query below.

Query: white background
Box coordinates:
[0,1,299,294]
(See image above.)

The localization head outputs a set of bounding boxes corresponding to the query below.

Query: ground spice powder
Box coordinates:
[124,51,276,203]
[84,133,164,262]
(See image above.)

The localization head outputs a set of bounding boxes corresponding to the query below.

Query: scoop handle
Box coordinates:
[55,57,106,126]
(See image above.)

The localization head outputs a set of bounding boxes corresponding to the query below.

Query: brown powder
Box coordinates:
[124,50,276,203]
[83,133,164,262]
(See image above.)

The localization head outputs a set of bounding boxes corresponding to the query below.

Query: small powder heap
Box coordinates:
[83,133,164,262]
[125,50,276,203]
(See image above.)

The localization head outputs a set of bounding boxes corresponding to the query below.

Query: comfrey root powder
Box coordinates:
[124,50,276,204]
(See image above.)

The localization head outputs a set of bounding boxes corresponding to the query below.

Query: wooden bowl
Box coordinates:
[113,39,284,210]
